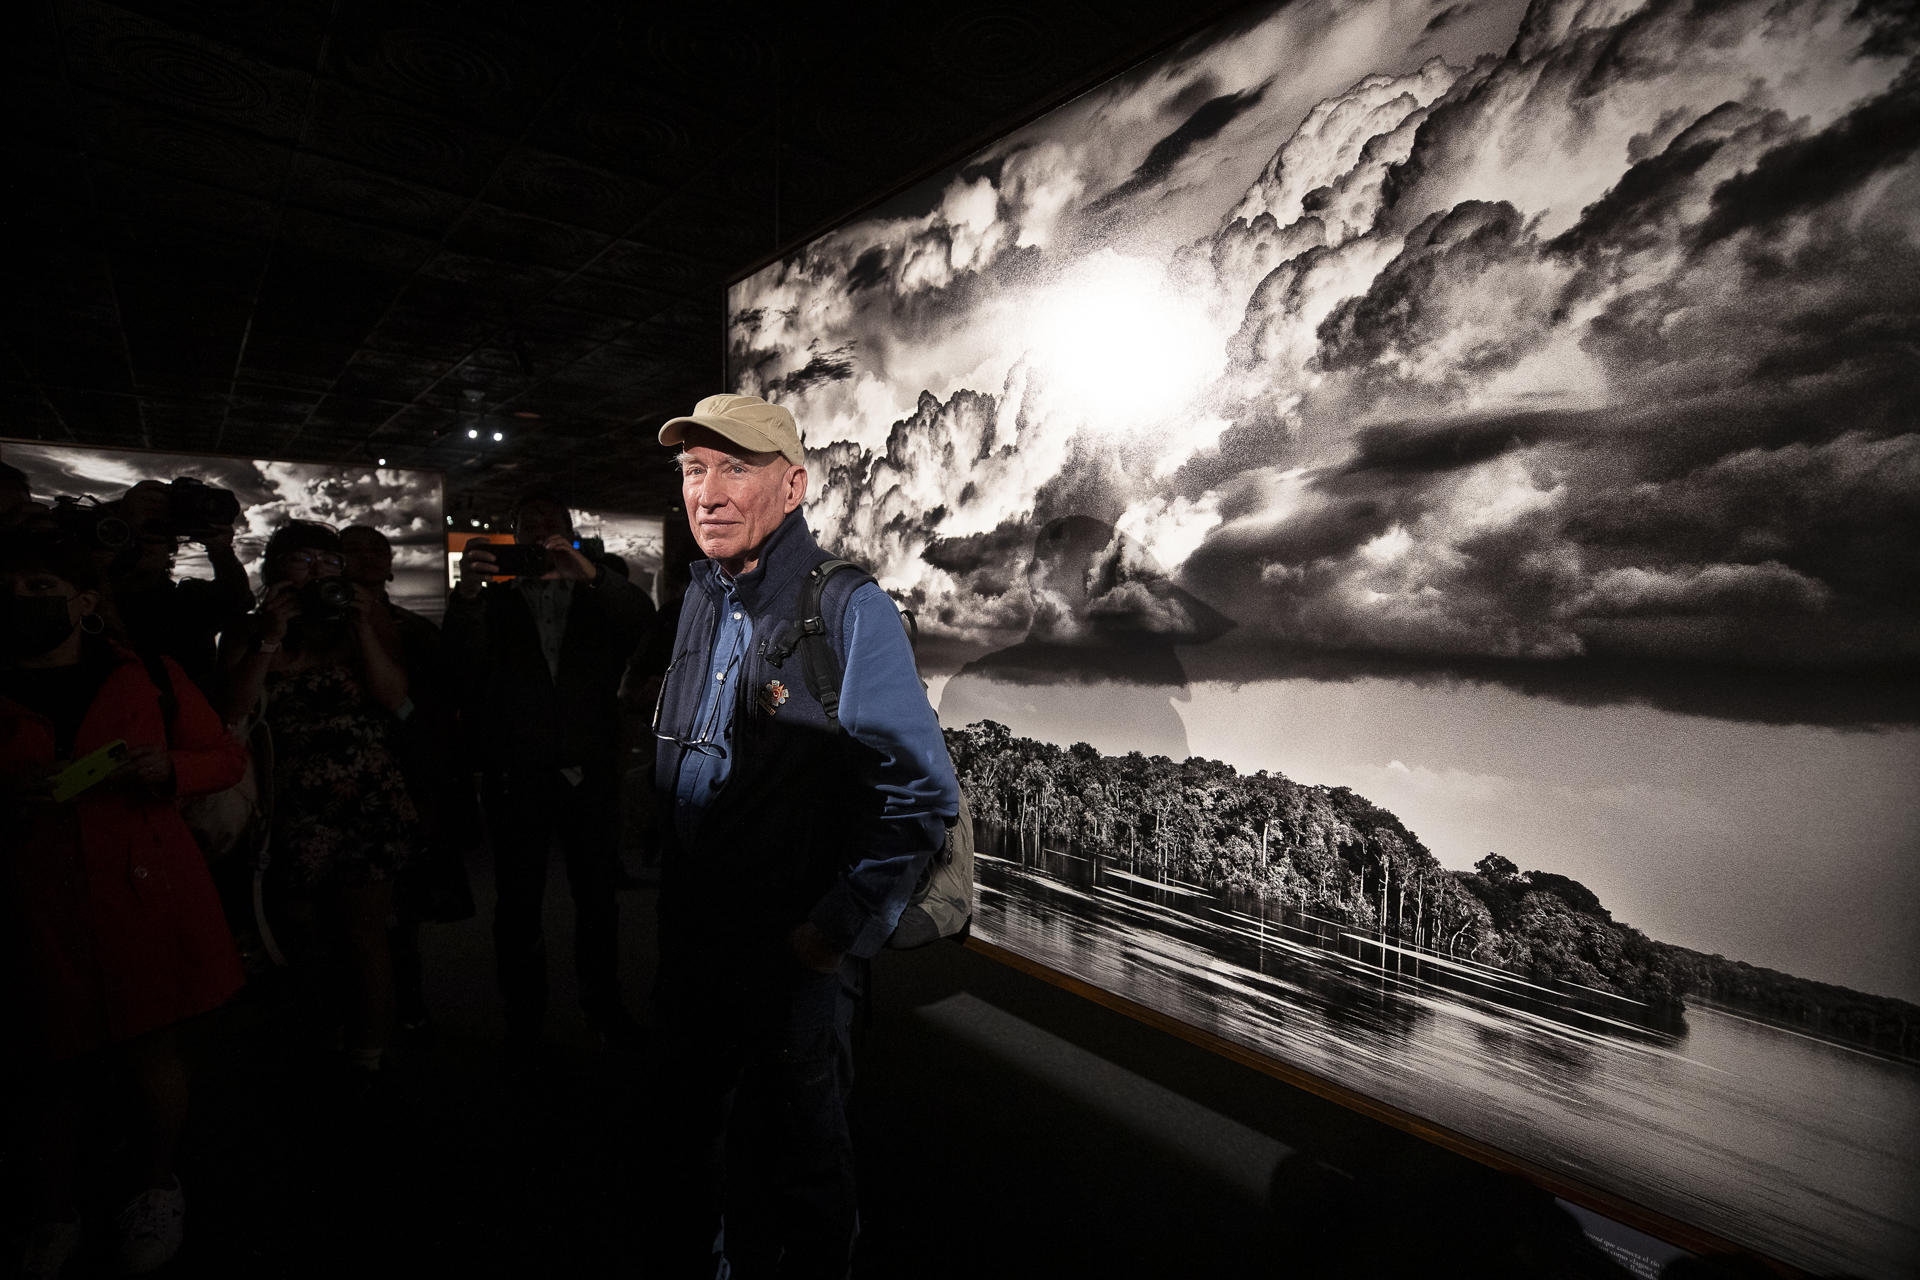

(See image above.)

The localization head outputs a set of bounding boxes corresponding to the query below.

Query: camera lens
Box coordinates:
[298,577,355,622]
[92,515,131,549]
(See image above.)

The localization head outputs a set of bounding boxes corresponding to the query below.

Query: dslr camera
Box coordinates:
[156,476,242,538]
[44,495,131,550]
[297,577,355,623]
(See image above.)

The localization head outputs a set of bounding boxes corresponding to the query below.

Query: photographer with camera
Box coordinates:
[111,478,252,696]
[443,492,654,1065]
[220,522,418,1093]
[341,524,477,1034]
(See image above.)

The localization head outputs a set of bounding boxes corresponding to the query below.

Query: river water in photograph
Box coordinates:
[972,837,1920,1279]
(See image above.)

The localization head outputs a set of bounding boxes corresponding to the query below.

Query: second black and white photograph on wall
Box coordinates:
[3,439,447,619]
[727,0,1920,1275]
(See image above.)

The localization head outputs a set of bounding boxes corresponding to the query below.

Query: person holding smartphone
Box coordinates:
[220,521,418,1092]
[0,525,245,1277]
[443,492,655,1064]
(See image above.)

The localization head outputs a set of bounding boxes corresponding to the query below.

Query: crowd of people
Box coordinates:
[0,462,679,1276]
[2,394,961,1280]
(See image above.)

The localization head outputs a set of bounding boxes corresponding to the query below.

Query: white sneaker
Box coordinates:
[114,1177,184,1275]
[19,1215,81,1280]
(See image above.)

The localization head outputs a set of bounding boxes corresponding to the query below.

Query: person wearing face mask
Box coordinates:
[219,521,418,1091]
[0,527,246,1278]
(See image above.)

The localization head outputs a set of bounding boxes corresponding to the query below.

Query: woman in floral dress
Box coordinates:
[222,522,417,1085]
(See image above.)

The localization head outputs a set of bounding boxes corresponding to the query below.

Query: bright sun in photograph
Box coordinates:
[1026,252,1224,435]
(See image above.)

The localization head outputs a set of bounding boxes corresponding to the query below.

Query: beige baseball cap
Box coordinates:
[658,394,804,466]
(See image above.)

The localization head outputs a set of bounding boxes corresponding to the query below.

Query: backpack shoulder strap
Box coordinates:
[796,558,868,727]
[138,651,178,747]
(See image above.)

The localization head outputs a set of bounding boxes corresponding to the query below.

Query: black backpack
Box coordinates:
[770,558,973,949]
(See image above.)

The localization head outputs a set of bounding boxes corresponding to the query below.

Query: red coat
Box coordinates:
[1,650,246,1062]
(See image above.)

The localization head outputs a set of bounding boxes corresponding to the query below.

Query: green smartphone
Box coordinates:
[50,739,129,803]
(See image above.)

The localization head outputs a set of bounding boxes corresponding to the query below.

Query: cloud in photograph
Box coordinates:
[728,0,1920,725]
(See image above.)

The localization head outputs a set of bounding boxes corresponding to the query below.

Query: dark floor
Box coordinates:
[4,842,1672,1279]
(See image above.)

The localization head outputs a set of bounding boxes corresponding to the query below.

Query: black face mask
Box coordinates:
[3,593,78,658]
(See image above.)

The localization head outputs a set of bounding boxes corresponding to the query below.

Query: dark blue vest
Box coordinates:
[652,512,880,955]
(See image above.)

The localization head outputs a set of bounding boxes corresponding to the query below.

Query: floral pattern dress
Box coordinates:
[265,663,418,890]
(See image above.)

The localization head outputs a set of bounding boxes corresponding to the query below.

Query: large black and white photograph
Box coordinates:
[2,439,447,618]
[728,0,1920,1274]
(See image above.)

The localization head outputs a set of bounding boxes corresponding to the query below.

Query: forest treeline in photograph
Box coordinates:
[946,720,1920,1060]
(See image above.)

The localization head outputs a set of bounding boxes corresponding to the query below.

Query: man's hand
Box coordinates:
[787,922,845,975]
[541,535,597,582]
[458,538,497,598]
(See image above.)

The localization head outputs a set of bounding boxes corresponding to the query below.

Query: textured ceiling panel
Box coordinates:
[304,78,512,196]
[58,0,314,140]
[482,147,660,235]
[443,204,613,273]
[525,79,725,186]
[103,0,334,66]
[274,207,441,276]
[416,250,568,302]
[284,152,470,236]
[68,92,294,198]
[323,2,573,133]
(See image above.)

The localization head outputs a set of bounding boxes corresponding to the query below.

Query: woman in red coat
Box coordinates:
[1,527,245,1277]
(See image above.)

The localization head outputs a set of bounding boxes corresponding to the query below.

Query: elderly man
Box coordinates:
[649,394,958,1278]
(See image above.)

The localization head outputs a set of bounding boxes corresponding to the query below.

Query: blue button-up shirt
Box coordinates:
[672,574,751,846]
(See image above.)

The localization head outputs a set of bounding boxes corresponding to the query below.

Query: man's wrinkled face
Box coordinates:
[677,430,805,576]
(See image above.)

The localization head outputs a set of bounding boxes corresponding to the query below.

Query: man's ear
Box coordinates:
[784,465,808,513]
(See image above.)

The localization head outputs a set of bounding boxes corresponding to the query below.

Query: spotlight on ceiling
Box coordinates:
[376,457,387,466]
[467,428,480,440]
[469,518,480,528]
[492,430,504,442]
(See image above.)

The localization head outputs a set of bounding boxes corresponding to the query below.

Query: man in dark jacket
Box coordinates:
[442,493,654,1056]
[649,394,959,1278]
